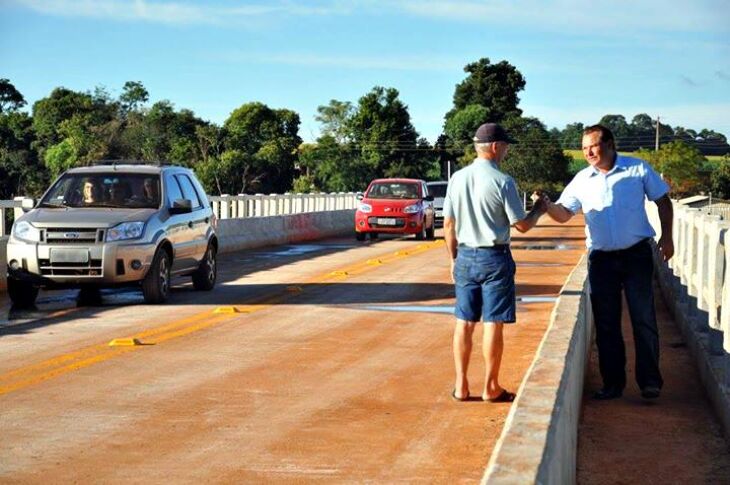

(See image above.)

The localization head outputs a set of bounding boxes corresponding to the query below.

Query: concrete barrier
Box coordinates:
[646,199,730,441]
[483,255,592,485]
[217,210,355,254]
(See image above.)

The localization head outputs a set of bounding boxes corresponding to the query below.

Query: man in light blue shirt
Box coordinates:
[541,124,674,400]
[443,123,545,403]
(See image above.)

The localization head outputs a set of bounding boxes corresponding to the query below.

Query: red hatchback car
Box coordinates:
[355,178,435,241]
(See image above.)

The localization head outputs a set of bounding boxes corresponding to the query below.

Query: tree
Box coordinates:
[315,100,354,143]
[0,110,46,198]
[557,122,584,150]
[447,58,525,123]
[220,102,301,194]
[636,141,705,196]
[0,79,26,114]
[710,158,730,199]
[501,116,571,195]
[348,86,436,182]
[441,59,526,167]
[119,81,149,114]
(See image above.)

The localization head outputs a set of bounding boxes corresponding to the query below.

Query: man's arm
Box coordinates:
[444,217,458,283]
[655,194,674,261]
[544,200,574,223]
[512,200,546,233]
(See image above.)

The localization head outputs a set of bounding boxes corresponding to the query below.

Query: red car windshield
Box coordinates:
[367,182,420,200]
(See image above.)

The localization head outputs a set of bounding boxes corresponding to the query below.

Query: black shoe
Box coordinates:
[641,386,661,399]
[592,387,623,400]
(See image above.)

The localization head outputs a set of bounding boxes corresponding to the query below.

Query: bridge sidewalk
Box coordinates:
[577,284,730,483]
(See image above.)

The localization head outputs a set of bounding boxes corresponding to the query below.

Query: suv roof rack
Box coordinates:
[91,159,172,167]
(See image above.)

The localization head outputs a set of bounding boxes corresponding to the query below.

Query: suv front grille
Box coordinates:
[43,227,104,245]
[39,259,104,277]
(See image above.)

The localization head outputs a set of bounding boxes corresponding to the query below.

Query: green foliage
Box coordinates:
[636,141,706,196]
[119,81,149,114]
[447,58,525,123]
[710,158,730,199]
[501,116,571,189]
[292,174,319,193]
[0,110,46,198]
[557,122,584,150]
[44,139,78,177]
[219,102,301,194]
[0,79,26,113]
[305,87,436,192]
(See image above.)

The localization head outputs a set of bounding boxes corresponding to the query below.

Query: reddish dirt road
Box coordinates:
[0,217,585,483]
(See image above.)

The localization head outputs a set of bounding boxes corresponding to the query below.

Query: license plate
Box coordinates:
[377,218,396,226]
[50,248,89,264]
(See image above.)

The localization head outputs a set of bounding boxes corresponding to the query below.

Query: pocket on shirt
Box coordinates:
[616,178,645,209]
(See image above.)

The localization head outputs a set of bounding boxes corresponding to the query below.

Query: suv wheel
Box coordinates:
[192,243,217,291]
[142,249,171,304]
[355,231,366,241]
[8,278,39,308]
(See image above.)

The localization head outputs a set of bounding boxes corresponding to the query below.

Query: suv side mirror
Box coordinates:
[356,193,364,201]
[424,195,434,202]
[21,198,35,212]
[169,198,193,214]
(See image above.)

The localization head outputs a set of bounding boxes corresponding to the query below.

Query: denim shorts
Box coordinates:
[453,245,517,323]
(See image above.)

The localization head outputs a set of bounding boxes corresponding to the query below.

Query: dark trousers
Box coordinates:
[588,239,663,390]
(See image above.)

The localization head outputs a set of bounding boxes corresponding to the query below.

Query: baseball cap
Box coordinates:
[473,123,518,144]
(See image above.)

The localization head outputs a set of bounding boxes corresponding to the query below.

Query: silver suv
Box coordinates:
[6,162,218,307]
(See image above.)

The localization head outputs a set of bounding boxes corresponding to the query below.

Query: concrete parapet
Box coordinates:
[483,255,592,485]
[216,210,355,254]
[652,241,730,442]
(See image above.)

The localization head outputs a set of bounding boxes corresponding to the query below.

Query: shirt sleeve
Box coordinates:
[502,177,527,224]
[642,161,670,201]
[443,180,454,219]
[556,177,581,214]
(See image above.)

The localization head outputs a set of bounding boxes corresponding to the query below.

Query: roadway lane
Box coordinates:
[0,216,585,483]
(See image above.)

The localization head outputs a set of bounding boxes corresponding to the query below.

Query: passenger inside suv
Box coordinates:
[82,178,102,205]
[108,182,131,205]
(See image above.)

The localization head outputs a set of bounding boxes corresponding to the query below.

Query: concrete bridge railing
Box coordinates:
[646,199,730,439]
[210,192,358,220]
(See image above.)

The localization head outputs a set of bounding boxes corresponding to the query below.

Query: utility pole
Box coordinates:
[655,115,661,151]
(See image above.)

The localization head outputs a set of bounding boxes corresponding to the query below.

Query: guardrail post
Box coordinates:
[220,196,230,219]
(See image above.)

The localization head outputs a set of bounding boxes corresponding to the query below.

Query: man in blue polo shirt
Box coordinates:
[443,123,546,403]
[541,124,674,400]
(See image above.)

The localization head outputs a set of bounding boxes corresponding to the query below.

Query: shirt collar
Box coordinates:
[473,157,498,169]
[587,154,627,177]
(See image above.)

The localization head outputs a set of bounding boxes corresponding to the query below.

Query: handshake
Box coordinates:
[529,190,552,214]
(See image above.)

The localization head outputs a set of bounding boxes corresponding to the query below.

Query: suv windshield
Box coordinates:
[40,173,161,209]
[367,182,420,200]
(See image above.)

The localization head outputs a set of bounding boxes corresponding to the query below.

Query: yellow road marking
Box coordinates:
[0,239,444,396]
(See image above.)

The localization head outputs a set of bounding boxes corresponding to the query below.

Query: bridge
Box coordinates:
[1,194,729,483]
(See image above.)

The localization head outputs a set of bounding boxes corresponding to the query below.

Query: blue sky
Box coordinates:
[1,0,729,142]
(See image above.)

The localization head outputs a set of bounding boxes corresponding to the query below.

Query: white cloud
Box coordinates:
[10,0,729,33]
[7,0,361,25]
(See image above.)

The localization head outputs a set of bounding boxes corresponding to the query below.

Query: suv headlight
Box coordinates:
[106,222,145,242]
[403,203,421,214]
[358,203,372,213]
[12,221,41,243]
